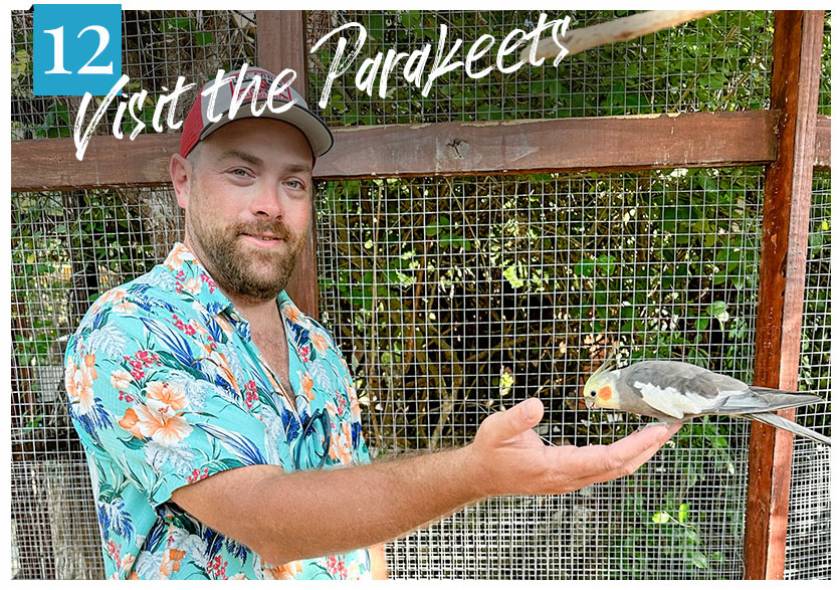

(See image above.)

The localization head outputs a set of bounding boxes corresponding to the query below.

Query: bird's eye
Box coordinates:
[588,390,596,397]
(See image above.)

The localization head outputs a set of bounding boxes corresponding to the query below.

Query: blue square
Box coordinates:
[34,4,122,96]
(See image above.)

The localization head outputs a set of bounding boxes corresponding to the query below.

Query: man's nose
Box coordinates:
[249,184,285,218]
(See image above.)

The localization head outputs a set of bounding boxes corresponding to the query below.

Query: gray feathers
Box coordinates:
[606,360,830,445]
[739,411,831,447]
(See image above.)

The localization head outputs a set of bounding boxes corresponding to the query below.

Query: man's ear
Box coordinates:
[170,153,193,209]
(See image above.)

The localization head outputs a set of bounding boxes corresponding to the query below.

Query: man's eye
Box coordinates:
[229,168,251,177]
[286,179,305,189]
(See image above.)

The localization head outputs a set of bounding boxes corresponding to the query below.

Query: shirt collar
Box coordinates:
[162,241,302,332]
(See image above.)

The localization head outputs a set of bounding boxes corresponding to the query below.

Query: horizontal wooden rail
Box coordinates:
[322,110,782,178]
[11,111,830,191]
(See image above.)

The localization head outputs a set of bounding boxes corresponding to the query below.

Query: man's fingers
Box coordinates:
[483,397,544,442]
[593,430,676,483]
[569,422,680,480]
[607,422,680,464]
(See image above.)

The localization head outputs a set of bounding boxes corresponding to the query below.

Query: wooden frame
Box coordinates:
[13,110,800,189]
[255,10,319,317]
[9,9,829,579]
[744,10,825,579]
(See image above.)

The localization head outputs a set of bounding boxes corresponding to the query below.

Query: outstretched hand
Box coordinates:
[466,397,681,497]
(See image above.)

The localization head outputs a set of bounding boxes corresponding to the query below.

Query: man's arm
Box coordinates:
[173,445,480,566]
[172,397,679,566]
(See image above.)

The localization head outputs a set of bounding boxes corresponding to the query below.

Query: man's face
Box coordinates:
[178,118,314,302]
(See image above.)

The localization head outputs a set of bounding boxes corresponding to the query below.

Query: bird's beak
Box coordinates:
[584,398,595,410]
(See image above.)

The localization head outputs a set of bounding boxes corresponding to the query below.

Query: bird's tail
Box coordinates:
[748,386,824,411]
[746,411,831,446]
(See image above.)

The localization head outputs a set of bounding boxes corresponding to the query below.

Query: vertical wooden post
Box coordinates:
[256,10,320,317]
[744,10,824,579]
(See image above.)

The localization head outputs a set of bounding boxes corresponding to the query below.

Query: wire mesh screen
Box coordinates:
[307,10,773,126]
[11,187,183,578]
[818,12,831,116]
[9,8,831,581]
[784,171,831,580]
[315,168,766,578]
[11,10,256,141]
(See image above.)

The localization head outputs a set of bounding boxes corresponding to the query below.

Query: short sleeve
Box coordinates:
[64,300,270,507]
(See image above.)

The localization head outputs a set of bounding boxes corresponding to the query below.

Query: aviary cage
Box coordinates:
[10,9,830,580]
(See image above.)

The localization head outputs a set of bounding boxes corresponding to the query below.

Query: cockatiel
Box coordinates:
[583,359,830,446]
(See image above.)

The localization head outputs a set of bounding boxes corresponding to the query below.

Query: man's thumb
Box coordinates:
[519,397,544,424]
[491,398,544,441]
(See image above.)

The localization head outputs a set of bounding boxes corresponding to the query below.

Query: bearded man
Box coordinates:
[64,67,679,580]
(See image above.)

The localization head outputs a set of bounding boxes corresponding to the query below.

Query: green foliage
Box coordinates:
[819,12,831,115]
[611,416,743,578]
[317,167,765,447]
[12,189,169,432]
[310,10,775,126]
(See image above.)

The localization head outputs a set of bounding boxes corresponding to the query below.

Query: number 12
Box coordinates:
[43,25,114,75]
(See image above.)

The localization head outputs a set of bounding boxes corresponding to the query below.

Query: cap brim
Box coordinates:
[199,102,334,158]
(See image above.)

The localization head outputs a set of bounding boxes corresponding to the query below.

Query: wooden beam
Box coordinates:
[12,133,181,191]
[256,10,320,317]
[13,110,789,191]
[814,115,830,168]
[745,10,824,580]
[318,111,779,178]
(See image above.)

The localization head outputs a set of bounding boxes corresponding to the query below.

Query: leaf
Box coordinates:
[503,263,525,289]
[366,13,385,40]
[575,259,595,278]
[439,233,473,251]
[689,551,709,569]
[684,527,699,544]
[678,502,690,523]
[596,254,617,276]
[499,370,514,396]
[384,268,414,288]
[119,435,146,450]
[195,423,267,466]
[193,32,214,46]
[162,17,192,32]
[399,11,423,33]
[652,511,670,524]
[708,300,729,324]
[341,111,363,126]
[87,324,127,359]
[425,215,451,238]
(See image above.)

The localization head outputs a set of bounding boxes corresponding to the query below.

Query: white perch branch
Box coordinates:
[523,10,720,62]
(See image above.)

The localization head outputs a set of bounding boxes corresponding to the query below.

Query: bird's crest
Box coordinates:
[592,343,619,377]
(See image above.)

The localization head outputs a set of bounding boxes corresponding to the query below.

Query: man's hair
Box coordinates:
[186,141,202,167]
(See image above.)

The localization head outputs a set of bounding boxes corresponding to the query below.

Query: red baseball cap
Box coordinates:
[179,66,334,159]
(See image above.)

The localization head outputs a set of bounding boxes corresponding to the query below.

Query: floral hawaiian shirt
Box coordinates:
[63,242,373,580]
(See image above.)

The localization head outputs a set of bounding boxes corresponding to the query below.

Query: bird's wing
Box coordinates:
[629,380,703,419]
[624,361,752,419]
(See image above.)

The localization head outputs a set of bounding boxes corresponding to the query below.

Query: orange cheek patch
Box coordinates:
[597,386,612,402]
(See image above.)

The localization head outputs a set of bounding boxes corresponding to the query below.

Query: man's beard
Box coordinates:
[187,206,304,301]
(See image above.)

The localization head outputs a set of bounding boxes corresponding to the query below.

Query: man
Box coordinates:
[64,67,680,580]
